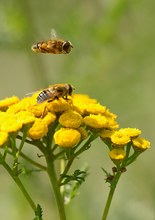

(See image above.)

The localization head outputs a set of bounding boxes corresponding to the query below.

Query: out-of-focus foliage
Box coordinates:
[0,0,154,219]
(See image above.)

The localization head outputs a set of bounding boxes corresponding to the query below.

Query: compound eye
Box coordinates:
[62,41,73,53]
[36,43,40,48]
[31,42,40,51]
[68,84,73,95]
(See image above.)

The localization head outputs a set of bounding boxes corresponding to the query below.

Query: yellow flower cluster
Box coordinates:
[0,96,19,111]
[53,94,119,148]
[100,127,150,161]
[0,91,118,148]
[0,90,150,153]
[0,94,57,146]
[0,110,34,147]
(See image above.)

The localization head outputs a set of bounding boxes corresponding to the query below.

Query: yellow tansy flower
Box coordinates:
[0,112,23,133]
[107,118,119,130]
[54,128,81,148]
[109,148,126,161]
[42,112,56,126]
[47,98,71,113]
[132,137,150,151]
[0,96,20,111]
[72,94,98,115]
[28,119,48,140]
[0,112,8,121]
[85,103,106,114]
[100,129,115,139]
[73,102,107,116]
[28,103,46,117]
[84,114,108,129]
[7,97,33,114]
[59,110,83,128]
[85,103,107,115]
[119,128,141,138]
[16,111,35,125]
[111,130,131,146]
[72,103,86,115]
[0,131,8,147]
[1,119,23,133]
[104,108,117,119]
[72,94,97,104]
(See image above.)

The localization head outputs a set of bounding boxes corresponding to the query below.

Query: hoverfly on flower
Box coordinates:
[36,84,74,104]
[31,29,73,54]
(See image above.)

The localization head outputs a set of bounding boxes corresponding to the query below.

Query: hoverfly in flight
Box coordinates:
[31,29,73,54]
[36,84,74,104]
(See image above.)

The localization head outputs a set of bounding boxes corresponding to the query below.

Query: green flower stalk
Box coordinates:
[100,129,150,220]
[0,91,150,220]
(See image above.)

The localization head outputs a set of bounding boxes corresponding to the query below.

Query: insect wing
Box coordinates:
[26,90,42,96]
[50,28,57,39]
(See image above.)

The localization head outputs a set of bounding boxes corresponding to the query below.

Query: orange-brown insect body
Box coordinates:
[32,39,73,54]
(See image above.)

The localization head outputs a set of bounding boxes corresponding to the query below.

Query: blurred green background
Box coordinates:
[0,0,154,219]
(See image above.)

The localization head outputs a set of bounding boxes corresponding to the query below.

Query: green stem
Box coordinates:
[54,149,66,159]
[102,171,121,220]
[58,133,98,185]
[60,159,65,197]
[45,154,66,220]
[75,133,98,157]
[20,151,47,171]
[17,135,46,154]
[10,134,17,156]
[58,157,74,185]
[126,151,141,166]
[18,127,29,153]
[2,159,36,211]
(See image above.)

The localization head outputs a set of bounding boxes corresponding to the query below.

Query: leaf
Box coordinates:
[34,204,43,220]
[62,166,89,204]
[60,169,86,185]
